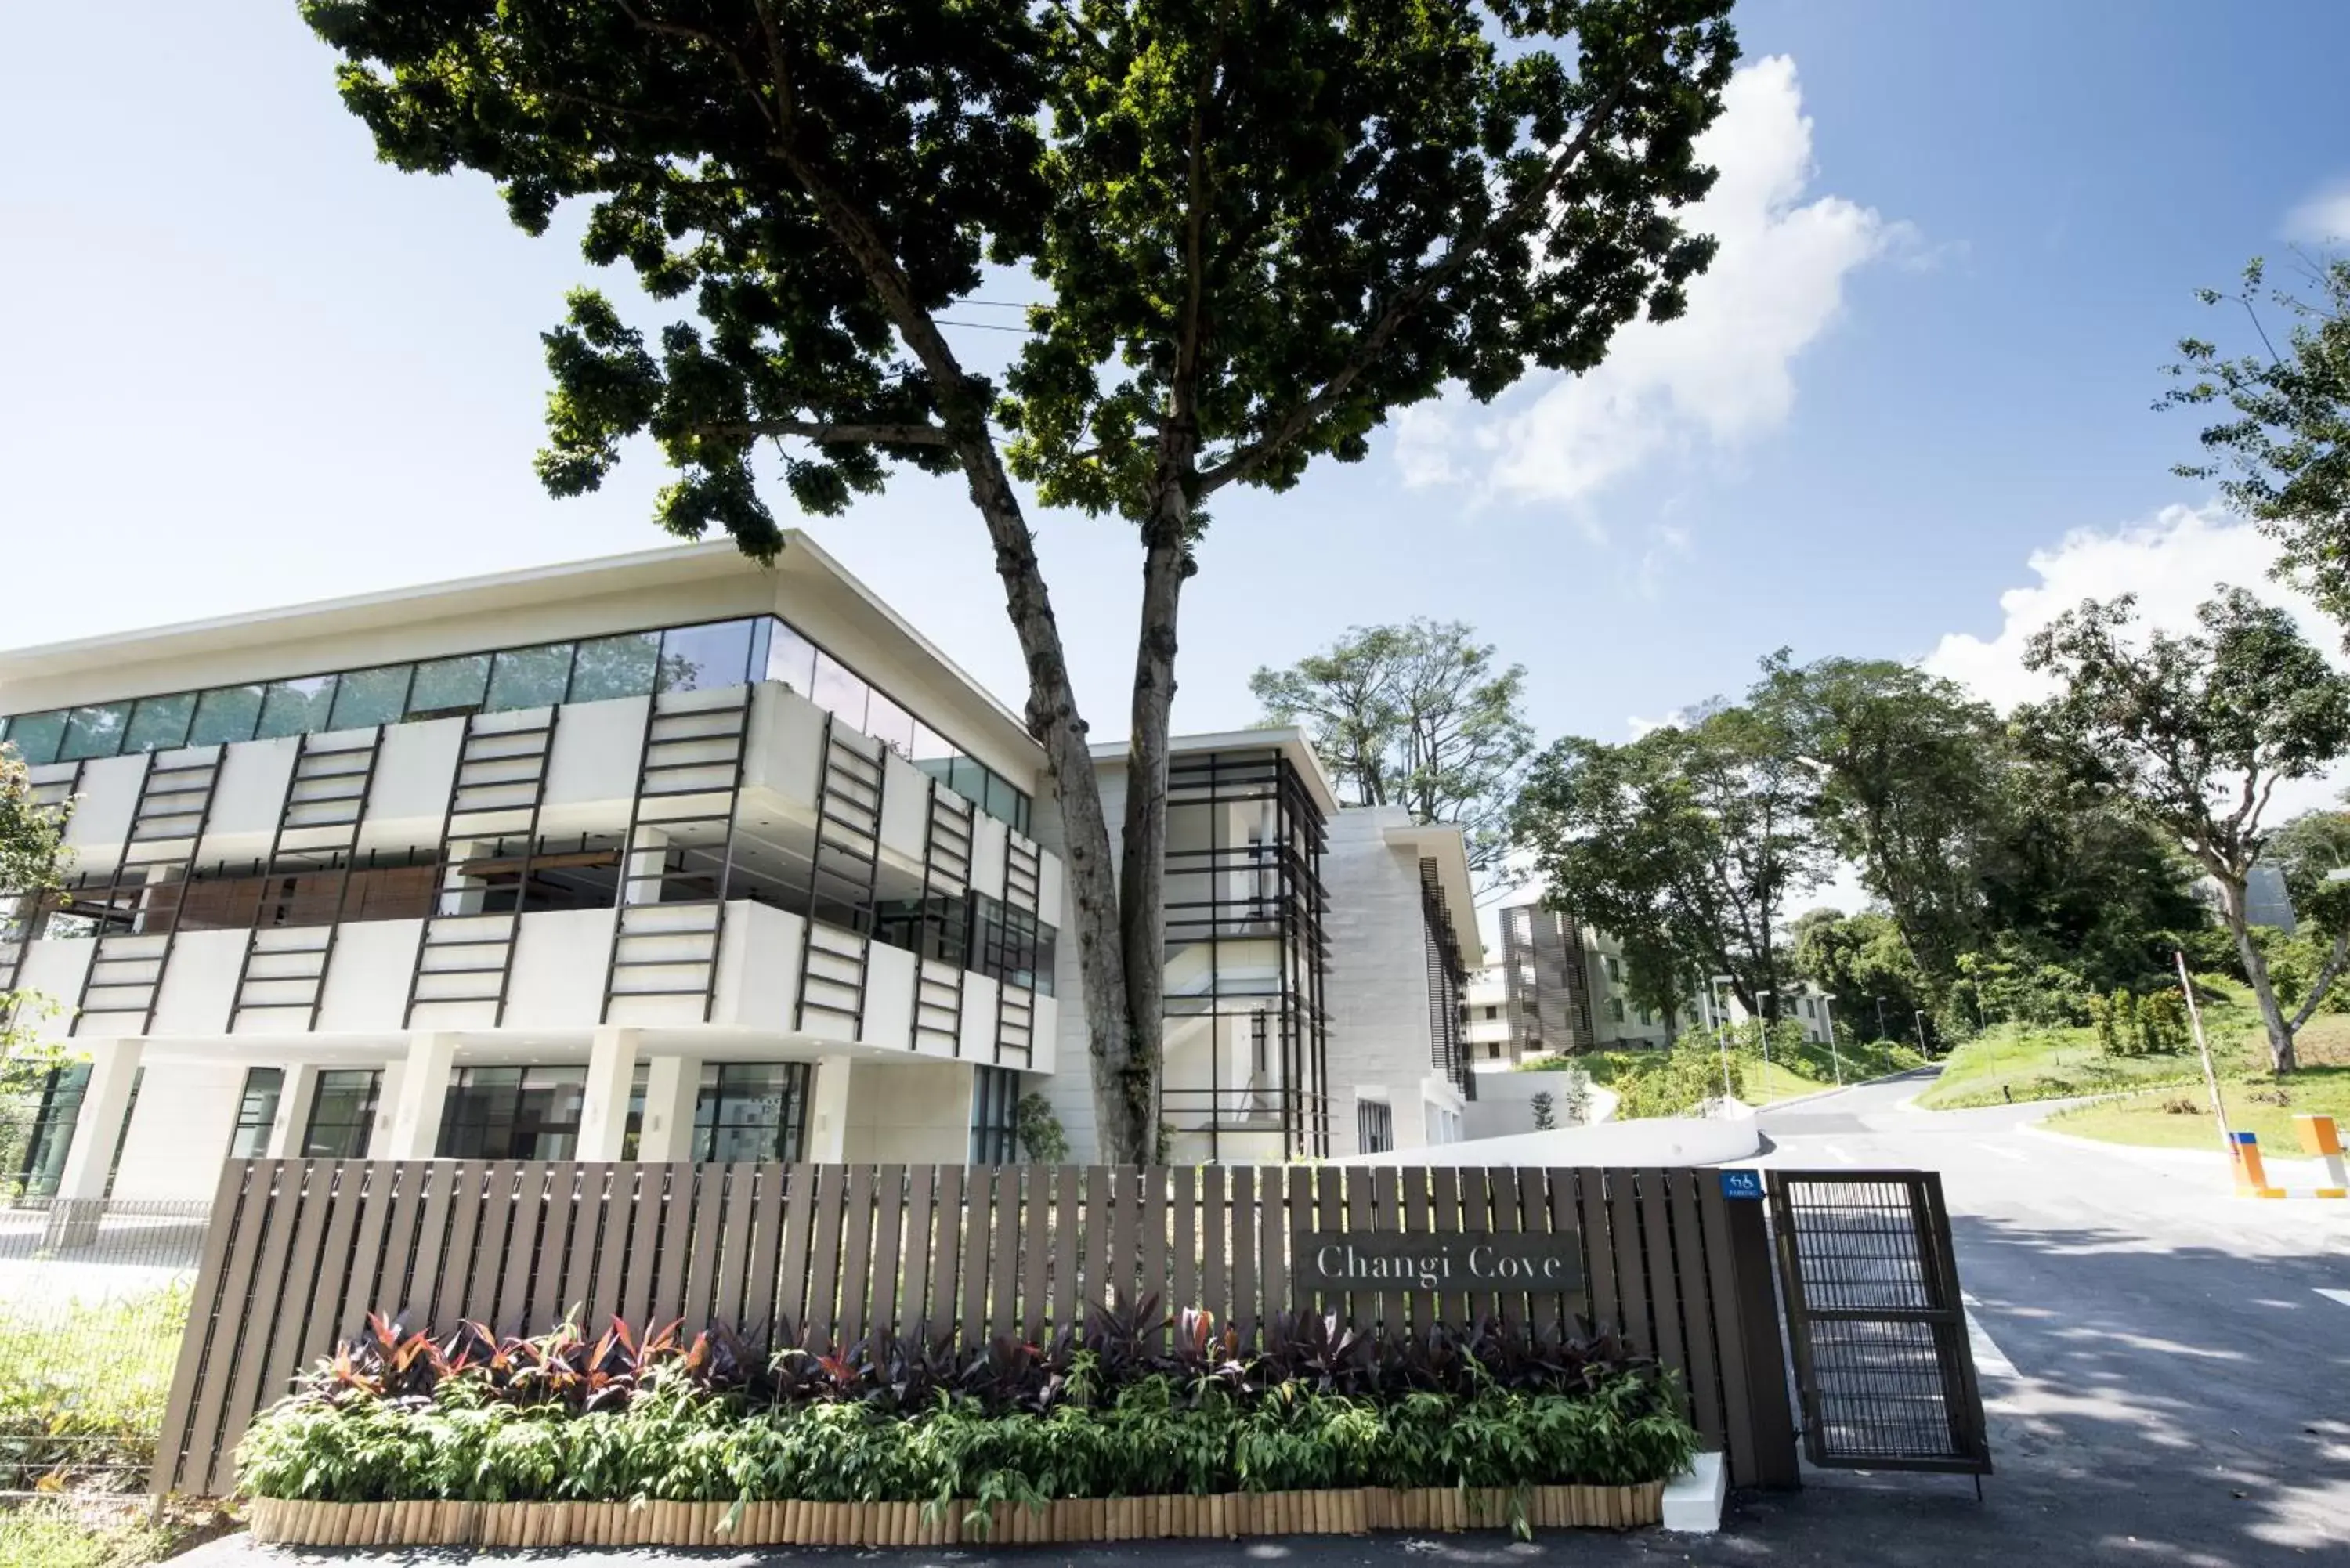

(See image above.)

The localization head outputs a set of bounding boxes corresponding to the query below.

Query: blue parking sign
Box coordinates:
[1718,1169,1764,1200]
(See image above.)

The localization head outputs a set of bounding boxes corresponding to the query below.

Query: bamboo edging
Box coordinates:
[246,1481,1665,1548]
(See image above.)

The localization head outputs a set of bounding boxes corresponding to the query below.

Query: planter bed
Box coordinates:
[248,1482,1665,1548]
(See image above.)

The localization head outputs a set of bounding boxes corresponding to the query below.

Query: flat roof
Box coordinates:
[1089,725,1344,818]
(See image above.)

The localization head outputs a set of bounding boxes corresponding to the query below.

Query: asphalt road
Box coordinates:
[180,1075,2350,1567]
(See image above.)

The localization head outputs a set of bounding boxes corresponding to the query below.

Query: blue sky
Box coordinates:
[3,1,2344,763]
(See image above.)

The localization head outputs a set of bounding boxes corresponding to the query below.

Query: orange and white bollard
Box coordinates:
[2231,1132,2287,1198]
[2294,1115,2348,1199]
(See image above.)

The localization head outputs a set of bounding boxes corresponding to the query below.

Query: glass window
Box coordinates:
[255,676,339,740]
[437,1065,586,1160]
[329,665,412,730]
[865,689,916,757]
[125,692,197,753]
[621,1062,649,1161]
[809,650,869,729]
[302,1069,381,1158]
[189,685,264,747]
[13,1064,90,1198]
[984,769,1020,825]
[228,1067,284,1159]
[569,632,660,703]
[4,710,67,767]
[969,1066,1021,1164]
[58,703,132,762]
[692,1062,809,1162]
[657,620,756,695]
[910,722,954,765]
[486,642,576,712]
[946,755,987,806]
[763,620,817,695]
[407,654,490,719]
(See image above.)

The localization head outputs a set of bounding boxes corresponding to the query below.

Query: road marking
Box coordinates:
[1972,1142,2027,1162]
[1961,1295,2019,1379]
[2319,1288,2350,1309]
[1825,1145,1856,1165]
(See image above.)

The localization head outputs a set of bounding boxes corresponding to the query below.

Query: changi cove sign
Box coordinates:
[1299,1231,1584,1295]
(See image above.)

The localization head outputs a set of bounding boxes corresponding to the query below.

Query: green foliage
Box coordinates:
[1611,1039,1742,1119]
[0,1501,190,1568]
[1513,706,1828,1027]
[2019,587,2350,1071]
[1528,1091,1556,1131]
[1014,1093,1069,1165]
[237,1310,1697,1508]
[2164,255,2350,625]
[0,1284,189,1492]
[1251,620,1534,883]
[1791,909,1929,1034]
[2,747,76,1123]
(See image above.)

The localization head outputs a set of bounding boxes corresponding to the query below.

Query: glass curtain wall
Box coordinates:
[1157,750,1330,1161]
[301,1070,381,1158]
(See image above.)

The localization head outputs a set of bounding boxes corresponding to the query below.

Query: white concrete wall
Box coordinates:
[713,900,806,1028]
[841,1060,972,1163]
[861,940,917,1048]
[1337,1115,1759,1169]
[312,918,421,1032]
[110,1059,246,1201]
[504,907,620,1028]
[148,927,242,1035]
[1320,806,1444,1157]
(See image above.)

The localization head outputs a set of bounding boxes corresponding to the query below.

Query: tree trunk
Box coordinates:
[941,420,1136,1144]
[2287,926,2350,1033]
[1106,438,1198,1165]
[2219,876,2298,1073]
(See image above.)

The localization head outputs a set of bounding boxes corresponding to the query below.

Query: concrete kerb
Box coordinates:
[1661,1451,1726,1533]
[1752,1064,1935,1114]
[2018,1115,2342,1185]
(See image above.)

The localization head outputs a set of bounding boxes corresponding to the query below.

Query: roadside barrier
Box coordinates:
[2230,1118,2348,1198]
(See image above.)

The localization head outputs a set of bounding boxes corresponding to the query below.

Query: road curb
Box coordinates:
[1759,1066,1935,1113]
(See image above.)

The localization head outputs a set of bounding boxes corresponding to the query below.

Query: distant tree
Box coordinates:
[0,748,74,1173]
[2019,588,2350,1071]
[306,0,1739,1163]
[2164,255,2350,627]
[1756,655,2006,999]
[1513,706,1828,1024]
[1251,620,1533,884]
[1789,908,1926,1039]
[1529,1090,1556,1131]
[2262,802,2350,1028]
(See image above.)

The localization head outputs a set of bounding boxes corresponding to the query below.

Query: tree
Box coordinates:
[1513,705,1828,1024]
[1,747,74,1176]
[1789,908,1925,1040]
[2262,801,2350,1030]
[2019,588,2350,1071]
[1756,655,2005,999]
[308,0,1739,1162]
[2164,255,2350,625]
[1250,619,1534,883]
[1529,1090,1556,1131]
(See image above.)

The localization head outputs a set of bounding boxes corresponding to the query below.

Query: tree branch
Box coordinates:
[2287,924,2350,1033]
[1195,78,1628,496]
[706,417,952,445]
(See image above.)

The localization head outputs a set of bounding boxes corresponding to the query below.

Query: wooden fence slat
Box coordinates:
[1485,1169,1524,1328]
[898,1165,937,1349]
[378,1159,435,1328]
[836,1165,878,1349]
[1573,1169,1617,1335]
[153,1158,256,1496]
[495,1163,551,1334]
[588,1165,634,1333]
[734,1162,785,1343]
[1666,1169,1723,1450]
[1047,1165,1081,1335]
[1367,1168,1401,1339]
[776,1162,818,1343]
[407,1162,457,1328]
[806,1165,850,1347]
[1080,1164,1112,1321]
[1640,1168,1690,1398]
[1108,1167,1141,1319]
[251,1160,338,1424]
[561,1165,610,1331]
[1696,1175,1759,1486]
[1312,1165,1342,1322]
[1168,1166,1197,1323]
[186,1160,288,1497]
[649,1164,697,1327]
[1399,1165,1434,1336]
[1199,1166,1226,1327]
[1141,1166,1171,1346]
[1227,1165,1256,1343]
[1021,1166,1051,1342]
[1341,1166,1376,1335]
[870,1165,907,1359]
[215,1162,325,1492]
[526,1163,584,1335]
[1537,1169,1574,1339]
[1257,1167,1289,1336]
[335,1162,400,1342]
[682,1163,729,1331]
[1427,1166,1462,1326]
[956,1164,994,1344]
[927,1165,965,1340]
[1457,1167,1494,1324]
[987,1165,1021,1341]
[1608,1166,1653,1357]
[619,1162,667,1329]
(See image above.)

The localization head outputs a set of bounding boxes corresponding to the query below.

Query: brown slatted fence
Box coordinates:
[154,1161,1798,1499]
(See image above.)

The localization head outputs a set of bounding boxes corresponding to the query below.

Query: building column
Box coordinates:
[381,1032,457,1158]
[805,1056,853,1162]
[577,1028,642,1161]
[52,1039,143,1203]
[266,1064,320,1158]
[636,1054,701,1162]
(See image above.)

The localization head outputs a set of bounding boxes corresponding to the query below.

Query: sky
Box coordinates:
[4,3,2348,842]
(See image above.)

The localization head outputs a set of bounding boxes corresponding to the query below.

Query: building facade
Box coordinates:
[0,541,1474,1201]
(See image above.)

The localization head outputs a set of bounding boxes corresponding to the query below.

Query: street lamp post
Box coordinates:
[1875,995,1888,1043]
[1914,1009,1929,1057]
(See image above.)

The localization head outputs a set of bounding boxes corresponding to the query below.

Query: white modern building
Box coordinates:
[0,540,1477,1204]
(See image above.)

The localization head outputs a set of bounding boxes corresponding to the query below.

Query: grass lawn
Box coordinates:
[0,1282,189,1493]
[1914,1021,2209,1109]
[0,1499,236,1568]
[1519,1035,1925,1115]
[2046,1067,2350,1152]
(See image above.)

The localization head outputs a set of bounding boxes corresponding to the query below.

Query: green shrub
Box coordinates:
[0,1283,189,1491]
[1614,1040,1741,1118]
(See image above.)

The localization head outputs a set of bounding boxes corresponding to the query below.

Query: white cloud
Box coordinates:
[1398,56,1903,504]
[1390,403,1464,489]
[2283,179,2350,244]
[1921,504,2325,712]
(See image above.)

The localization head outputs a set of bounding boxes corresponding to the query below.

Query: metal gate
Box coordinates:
[1767,1170,1991,1475]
